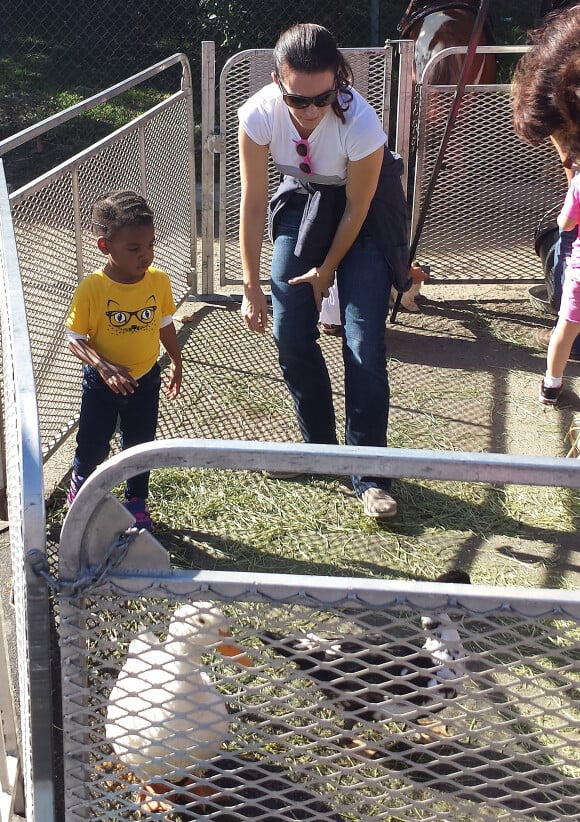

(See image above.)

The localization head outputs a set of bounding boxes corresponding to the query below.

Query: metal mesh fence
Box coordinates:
[209,44,557,293]
[59,578,580,821]
[52,436,580,821]
[411,49,567,283]
[217,46,407,289]
[6,60,195,457]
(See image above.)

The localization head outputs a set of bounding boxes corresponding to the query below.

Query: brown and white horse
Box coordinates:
[399,0,497,85]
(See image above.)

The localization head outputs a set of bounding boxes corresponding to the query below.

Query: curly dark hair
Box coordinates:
[273,23,354,123]
[91,191,154,237]
[511,5,580,159]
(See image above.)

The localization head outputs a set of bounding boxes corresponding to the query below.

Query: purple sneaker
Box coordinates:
[123,497,154,531]
[66,471,85,508]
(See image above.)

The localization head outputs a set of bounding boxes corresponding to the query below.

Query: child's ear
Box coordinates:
[96,236,109,255]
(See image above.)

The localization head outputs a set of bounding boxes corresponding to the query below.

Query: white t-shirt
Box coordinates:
[238,83,387,186]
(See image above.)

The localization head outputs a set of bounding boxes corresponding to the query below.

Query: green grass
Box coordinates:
[96,464,576,590]
[1,55,177,191]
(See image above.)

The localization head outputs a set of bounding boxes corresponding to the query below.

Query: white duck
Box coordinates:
[105,601,252,812]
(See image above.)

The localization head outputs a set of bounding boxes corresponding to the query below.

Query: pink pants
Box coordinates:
[559,271,580,324]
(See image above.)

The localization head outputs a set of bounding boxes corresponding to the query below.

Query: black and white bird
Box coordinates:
[263,571,470,738]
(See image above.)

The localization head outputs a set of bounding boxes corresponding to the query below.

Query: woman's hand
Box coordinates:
[239,130,270,332]
[241,284,269,333]
[289,267,334,313]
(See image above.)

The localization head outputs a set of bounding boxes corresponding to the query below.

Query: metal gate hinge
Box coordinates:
[206,132,226,153]
[26,528,140,598]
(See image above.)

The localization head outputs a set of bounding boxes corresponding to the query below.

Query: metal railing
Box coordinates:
[0,159,53,820]
[0,53,197,460]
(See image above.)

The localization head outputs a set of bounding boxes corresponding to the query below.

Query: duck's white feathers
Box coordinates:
[105,602,233,779]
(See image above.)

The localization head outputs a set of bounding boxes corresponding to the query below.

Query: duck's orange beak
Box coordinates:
[217,629,253,667]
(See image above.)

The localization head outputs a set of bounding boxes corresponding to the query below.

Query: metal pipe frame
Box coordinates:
[59,437,580,581]
[0,160,55,821]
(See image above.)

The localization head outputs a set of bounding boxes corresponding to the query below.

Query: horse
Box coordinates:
[398,0,497,86]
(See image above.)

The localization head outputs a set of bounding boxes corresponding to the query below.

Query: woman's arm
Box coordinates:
[289,146,384,311]
[239,127,271,333]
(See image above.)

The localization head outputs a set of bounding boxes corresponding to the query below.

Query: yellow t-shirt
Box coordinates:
[65,267,176,377]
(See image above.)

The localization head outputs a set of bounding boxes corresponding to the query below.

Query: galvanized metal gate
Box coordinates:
[200,41,415,294]
[411,45,567,282]
[201,44,564,294]
[0,54,197,460]
[53,439,580,821]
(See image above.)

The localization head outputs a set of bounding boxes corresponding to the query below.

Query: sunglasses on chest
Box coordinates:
[293,138,314,175]
[277,79,338,110]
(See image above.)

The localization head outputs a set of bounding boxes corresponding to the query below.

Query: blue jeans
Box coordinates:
[73,362,161,499]
[270,198,392,497]
[553,226,580,356]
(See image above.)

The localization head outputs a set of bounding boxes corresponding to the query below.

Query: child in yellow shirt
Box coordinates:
[65,191,182,530]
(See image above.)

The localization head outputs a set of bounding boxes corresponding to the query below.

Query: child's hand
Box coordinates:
[98,362,139,395]
[166,360,182,399]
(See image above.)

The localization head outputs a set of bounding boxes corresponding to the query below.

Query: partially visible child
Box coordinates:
[65,191,182,529]
[541,169,580,404]
[511,4,580,405]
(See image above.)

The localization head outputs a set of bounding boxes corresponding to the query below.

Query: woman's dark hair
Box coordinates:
[512,5,580,158]
[273,23,354,123]
[91,191,154,237]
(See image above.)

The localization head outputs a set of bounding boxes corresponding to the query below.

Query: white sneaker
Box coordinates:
[361,487,397,520]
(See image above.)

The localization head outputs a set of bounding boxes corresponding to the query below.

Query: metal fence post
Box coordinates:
[0,159,55,821]
[394,38,415,196]
[181,56,198,291]
[201,40,216,296]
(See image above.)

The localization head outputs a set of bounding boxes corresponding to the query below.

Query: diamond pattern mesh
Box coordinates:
[60,589,580,820]
[412,84,567,281]
[9,93,194,457]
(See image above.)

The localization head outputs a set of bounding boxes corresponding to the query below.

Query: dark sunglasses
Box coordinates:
[277,79,338,110]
